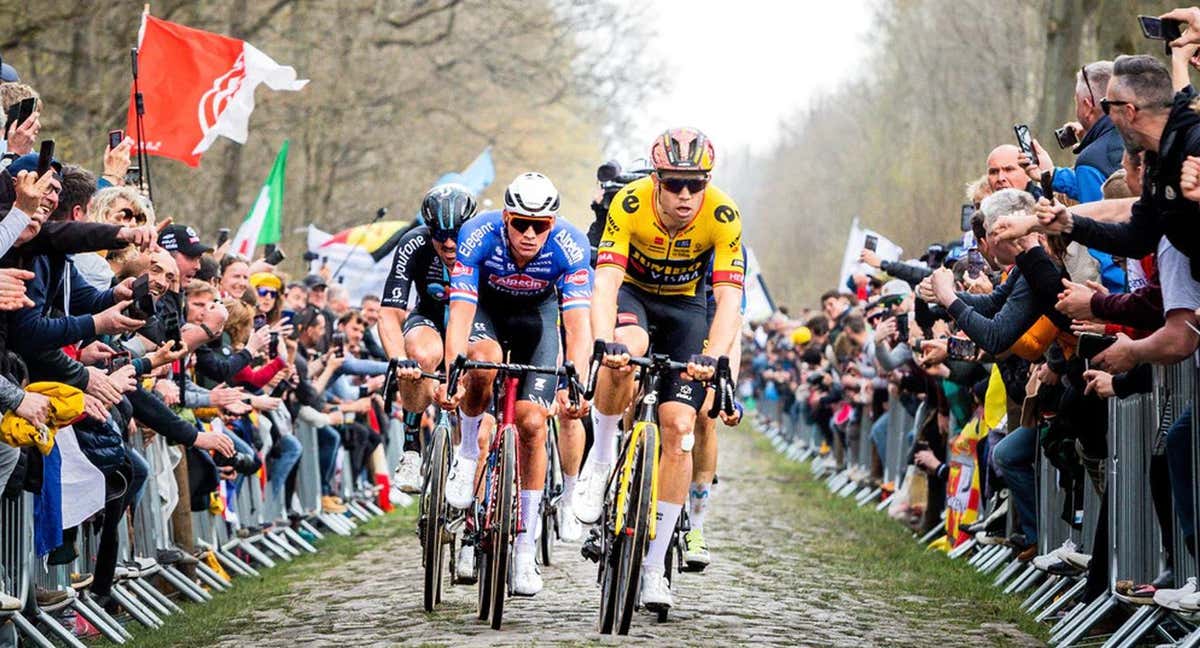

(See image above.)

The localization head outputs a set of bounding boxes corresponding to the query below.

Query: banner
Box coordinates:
[837,217,903,292]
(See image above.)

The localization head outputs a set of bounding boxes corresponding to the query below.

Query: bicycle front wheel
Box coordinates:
[615,422,657,635]
[422,425,451,612]
[489,425,517,630]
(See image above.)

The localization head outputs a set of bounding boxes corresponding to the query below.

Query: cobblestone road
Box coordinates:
[214,426,1040,647]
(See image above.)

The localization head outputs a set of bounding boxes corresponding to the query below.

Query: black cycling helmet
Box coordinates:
[420,183,477,233]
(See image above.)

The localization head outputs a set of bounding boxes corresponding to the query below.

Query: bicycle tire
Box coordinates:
[422,425,451,612]
[658,517,679,623]
[489,425,517,630]
[615,422,656,635]
[477,546,491,620]
[540,421,561,566]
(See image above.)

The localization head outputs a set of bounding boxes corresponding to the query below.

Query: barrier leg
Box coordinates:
[125,578,174,617]
[1049,593,1106,642]
[1037,579,1087,622]
[1052,594,1117,647]
[281,527,318,554]
[214,547,259,578]
[237,538,277,569]
[160,565,212,602]
[194,562,231,591]
[947,538,976,560]
[1004,567,1044,595]
[136,574,186,613]
[1022,575,1062,611]
[34,608,88,648]
[979,548,1015,575]
[299,520,325,541]
[110,583,161,629]
[71,597,127,644]
[992,560,1027,588]
[8,612,57,648]
[1103,605,1166,648]
[1177,625,1200,648]
[254,533,293,562]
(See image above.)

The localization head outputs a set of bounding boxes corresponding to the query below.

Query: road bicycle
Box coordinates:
[581,344,735,635]
[539,417,564,567]
[445,354,582,630]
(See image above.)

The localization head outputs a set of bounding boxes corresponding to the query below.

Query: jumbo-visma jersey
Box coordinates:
[596,176,744,297]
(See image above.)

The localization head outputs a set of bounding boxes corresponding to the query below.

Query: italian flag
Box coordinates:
[231,140,288,258]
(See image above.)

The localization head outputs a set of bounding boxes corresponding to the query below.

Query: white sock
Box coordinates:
[561,474,577,508]
[643,502,682,571]
[588,410,621,467]
[457,410,484,461]
[689,482,711,532]
[516,489,541,548]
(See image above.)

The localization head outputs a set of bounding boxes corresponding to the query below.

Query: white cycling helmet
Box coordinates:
[503,172,560,218]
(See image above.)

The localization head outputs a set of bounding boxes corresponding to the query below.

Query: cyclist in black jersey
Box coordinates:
[378,183,477,493]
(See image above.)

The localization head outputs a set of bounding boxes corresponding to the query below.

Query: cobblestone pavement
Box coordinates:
[215,426,1040,647]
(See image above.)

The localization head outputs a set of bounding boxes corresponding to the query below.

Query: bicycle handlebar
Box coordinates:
[586,342,736,420]
[445,354,584,410]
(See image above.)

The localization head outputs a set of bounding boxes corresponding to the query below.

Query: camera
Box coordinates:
[213,451,261,475]
[124,275,155,320]
[1054,125,1078,150]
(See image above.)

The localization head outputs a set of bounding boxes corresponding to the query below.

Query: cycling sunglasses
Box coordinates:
[658,177,708,194]
[430,228,458,243]
[508,216,554,235]
[115,207,146,224]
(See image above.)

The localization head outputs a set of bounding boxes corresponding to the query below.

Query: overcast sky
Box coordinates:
[610,0,875,166]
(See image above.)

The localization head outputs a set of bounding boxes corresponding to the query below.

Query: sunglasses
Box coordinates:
[1099,98,1131,115]
[430,228,458,243]
[256,288,278,298]
[658,176,708,194]
[1080,65,1096,107]
[508,217,553,235]
[115,207,146,224]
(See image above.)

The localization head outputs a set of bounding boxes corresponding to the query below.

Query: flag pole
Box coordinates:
[131,5,154,203]
[330,207,388,285]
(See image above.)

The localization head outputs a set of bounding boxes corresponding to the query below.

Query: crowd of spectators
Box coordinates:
[0,59,403,619]
[746,8,1200,628]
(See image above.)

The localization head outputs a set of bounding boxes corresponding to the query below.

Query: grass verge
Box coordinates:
[746,427,1050,644]
[117,507,415,648]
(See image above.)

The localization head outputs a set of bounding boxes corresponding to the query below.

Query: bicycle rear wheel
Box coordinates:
[422,425,451,612]
[615,422,656,635]
[489,426,517,630]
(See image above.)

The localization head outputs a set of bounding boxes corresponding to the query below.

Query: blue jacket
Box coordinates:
[1051,116,1126,293]
[8,255,116,355]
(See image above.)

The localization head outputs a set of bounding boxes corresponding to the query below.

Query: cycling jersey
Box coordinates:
[597,176,745,299]
[449,210,593,310]
[380,225,451,330]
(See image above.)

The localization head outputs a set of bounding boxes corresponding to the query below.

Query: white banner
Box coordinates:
[837,217,903,291]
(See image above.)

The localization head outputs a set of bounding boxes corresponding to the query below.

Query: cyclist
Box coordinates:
[378,183,478,494]
[685,249,748,570]
[577,127,744,612]
[437,172,593,596]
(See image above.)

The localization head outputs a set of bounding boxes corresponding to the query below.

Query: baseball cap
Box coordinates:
[5,153,62,178]
[0,54,18,82]
[881,279,912,300]
[158,224,213,257]
[303,274,327,289]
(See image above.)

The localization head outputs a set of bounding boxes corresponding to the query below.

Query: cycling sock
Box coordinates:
[457,410,484,461]
[516,489,541,548]
[588,410,621,467]
[561,474,577,508]
[688,481,711,532]
[643,501,682,571]
[401,410,422,454]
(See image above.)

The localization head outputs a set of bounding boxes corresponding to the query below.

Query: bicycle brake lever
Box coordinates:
[564,361,581,410]
[446,354,468,399]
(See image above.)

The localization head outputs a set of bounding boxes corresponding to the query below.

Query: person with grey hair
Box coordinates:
[1019,60,1126,293]
[1023,53,1200,281]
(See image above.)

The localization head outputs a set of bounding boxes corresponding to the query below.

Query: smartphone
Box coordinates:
[947,337,978,361]
[124,274,154,320]
[264,248,286,265]
[108,129,124,150]
[108,351,132,372]
[280,309,295,324]
[216,228,230,247]
[1054,125,1078,150]
[960,203,974,232]
[269,331,279,359]
[864,234,878,252]
[1078,332,1118,370]
[1014,124,1038,168]
[36,140,54,176]
[126,164,142,187]
[1039,170,1055,199]
[1139,15,1183,41]
[895,313,909,341]
[3,97,37,138]
[253,314,267,330]
[967,248,985,279]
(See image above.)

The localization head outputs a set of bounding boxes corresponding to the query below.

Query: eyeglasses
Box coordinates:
[430,228,458,243]
[1080,65,1096,107]
[115,207,146,224]
[256,287,278,298]
[1099,98,1132,115]
[658,176,708,194]
[508,217,553,235]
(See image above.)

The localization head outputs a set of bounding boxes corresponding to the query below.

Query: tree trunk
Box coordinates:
[1036,0,1092,138]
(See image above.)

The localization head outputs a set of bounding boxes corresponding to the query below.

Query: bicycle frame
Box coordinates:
[611,363,665,540]
[478,374,522,543]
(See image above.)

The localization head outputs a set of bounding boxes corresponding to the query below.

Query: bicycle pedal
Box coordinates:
[681,561,708,573]
[581,540,602,563]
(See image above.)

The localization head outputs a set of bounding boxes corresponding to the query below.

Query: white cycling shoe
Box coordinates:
[393,451,422,494]
[558,506,584,543]
[573,461,611,524]
[511,550,543,596]
[455,542,476,584]
[445,454,477,510]
[639,567,673,611]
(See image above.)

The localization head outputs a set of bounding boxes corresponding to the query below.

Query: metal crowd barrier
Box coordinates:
[1161,361,1197,586]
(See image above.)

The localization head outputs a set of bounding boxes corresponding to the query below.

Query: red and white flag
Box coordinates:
[127,14,308,167]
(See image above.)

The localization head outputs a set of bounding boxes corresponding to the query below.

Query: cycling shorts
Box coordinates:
[616,284,707,410]
[402,311,445,336]
[468,297,561,408]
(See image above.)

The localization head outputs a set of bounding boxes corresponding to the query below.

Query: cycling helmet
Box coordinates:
[420,183,477,232]
[650,127,715,173]
[503,172,560,218]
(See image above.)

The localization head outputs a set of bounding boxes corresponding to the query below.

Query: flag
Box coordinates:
[128,14,308,167]
[307,221,415,304]
[837,217,903,291]
[431,147,496,195]
[232,141,289,258]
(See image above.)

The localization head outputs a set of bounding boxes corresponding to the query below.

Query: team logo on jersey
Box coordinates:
[450,263,473,277]
[426,283,448,300]
[675,239,691,248]
[563,269,590,287]
[622,194,640,214]
[489,273,549,291]
[617,313,639,325]
[713,205,737,223]
[1166,185,1177,200]
[553,230,585,265]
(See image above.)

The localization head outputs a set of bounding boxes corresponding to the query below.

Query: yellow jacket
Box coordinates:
[0,382,85,455]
